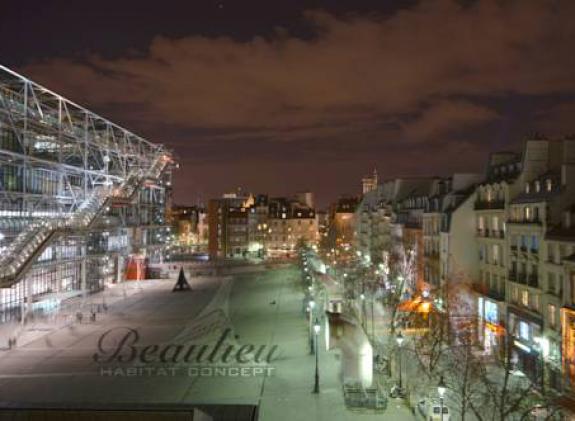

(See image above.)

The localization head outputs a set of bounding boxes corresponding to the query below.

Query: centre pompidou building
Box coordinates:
[0,65,175,326]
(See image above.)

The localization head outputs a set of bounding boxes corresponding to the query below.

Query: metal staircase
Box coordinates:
[0,152,171,286]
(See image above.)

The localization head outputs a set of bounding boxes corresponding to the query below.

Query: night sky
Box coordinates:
[2,0,575,208]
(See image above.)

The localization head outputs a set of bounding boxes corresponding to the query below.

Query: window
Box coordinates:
[548,273,556,294]
[521,290,529,307]
[530,294,539,312]
[492,274,499,291]
[548,304,556,329]
[548,244,556,262]
[512,286,518,303]
[531,236,539,252]
[546,179,552,191]
[535,181,540,192]
[519,321,530,340]
[525,183,530,194]
[492,216,499,231]
[492,244,499,265]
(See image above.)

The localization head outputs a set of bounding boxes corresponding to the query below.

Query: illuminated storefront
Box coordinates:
[508,308,543,384]
[477,297,504,355]
[562,307,575,389]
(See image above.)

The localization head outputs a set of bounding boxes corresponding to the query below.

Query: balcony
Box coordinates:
[474,200,505,211]
[486,288,505,302]
[477,229,505,239]
[507,217,542,225]
[472,282,505,302]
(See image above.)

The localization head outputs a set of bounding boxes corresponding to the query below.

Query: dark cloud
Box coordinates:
[18,0,575,205]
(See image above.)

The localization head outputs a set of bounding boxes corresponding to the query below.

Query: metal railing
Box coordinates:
[0,152,171,285]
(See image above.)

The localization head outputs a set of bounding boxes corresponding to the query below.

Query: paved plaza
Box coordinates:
[0,265,416,420]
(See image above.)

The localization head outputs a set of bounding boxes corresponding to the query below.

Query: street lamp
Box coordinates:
[396,331,404,390]
[309,300,316,354]
[360,293,366,330]
[438,375,446,421]
[313,317,321,394]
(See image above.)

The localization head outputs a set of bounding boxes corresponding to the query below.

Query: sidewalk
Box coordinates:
[258,270,416,421]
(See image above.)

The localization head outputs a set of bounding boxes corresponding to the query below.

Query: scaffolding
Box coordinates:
[0,65,175,327]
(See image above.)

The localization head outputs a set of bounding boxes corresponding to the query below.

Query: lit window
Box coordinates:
[519,321,529,340]
[548,304,556,329]
[546,179,552,192]
[525,183,530,193]
[521,290,529,307]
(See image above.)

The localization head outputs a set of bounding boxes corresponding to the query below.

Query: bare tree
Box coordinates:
[445,330,487,421]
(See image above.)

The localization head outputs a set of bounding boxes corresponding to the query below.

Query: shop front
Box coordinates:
[508,308,544,386]
[477,297,505,356]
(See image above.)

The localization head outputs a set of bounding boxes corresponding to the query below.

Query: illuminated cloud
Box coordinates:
[19,0,575,203]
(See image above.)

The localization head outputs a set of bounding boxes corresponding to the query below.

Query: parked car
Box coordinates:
[417,399,450,421]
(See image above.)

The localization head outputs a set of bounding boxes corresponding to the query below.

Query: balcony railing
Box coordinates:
[508,217,541,225]
[477,228,505,239]
[486,288,506,302]
[472,282,505,302]
[474,200,505,210]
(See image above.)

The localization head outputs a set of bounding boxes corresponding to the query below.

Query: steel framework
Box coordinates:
[0,65,175,327]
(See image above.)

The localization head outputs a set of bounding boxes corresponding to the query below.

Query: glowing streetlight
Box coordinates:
[396,331,404,390]
[313,318,321,393]
[308,300,316,354]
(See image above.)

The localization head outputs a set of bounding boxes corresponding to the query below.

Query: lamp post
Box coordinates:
[313,317,321,393]
[360,293,366,330]
[371,294,375,340]
[309,300,315,354]
[396,331,404,390]
[438,375,446,421]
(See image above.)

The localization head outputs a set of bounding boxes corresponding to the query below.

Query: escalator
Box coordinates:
[0,152,172,287]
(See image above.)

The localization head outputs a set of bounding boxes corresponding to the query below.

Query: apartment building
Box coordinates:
[423,176,482,289]
[328,196,359,250]
[208,195,250,259]
[208,193,318,259]
[267,197,318,257]
[473,153,522,355]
